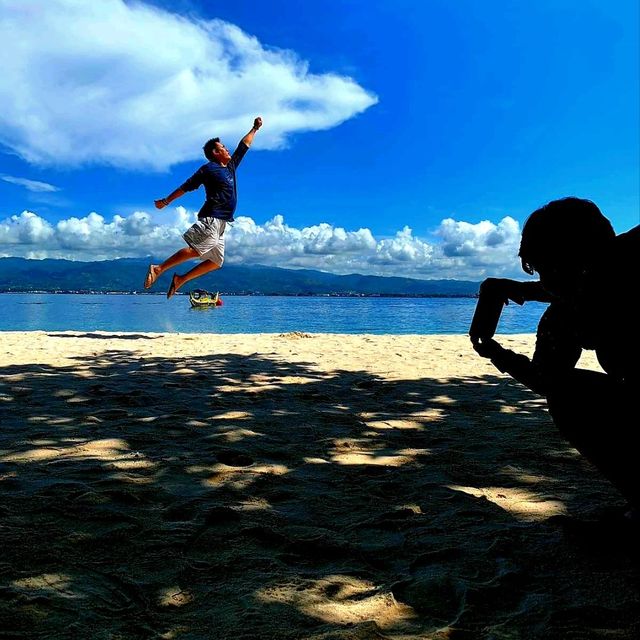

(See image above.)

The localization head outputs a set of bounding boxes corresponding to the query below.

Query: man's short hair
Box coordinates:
[203,137,221,161]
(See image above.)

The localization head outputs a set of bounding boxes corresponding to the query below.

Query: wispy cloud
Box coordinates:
[1,175,61,193]
[0,0,377,171]
[0,208,523,279]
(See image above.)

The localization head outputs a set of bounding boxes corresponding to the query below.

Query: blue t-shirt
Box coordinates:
[179,142,249,221]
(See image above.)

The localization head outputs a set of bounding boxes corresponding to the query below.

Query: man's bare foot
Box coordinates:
[167,273,182,299]
[144,265,161,289]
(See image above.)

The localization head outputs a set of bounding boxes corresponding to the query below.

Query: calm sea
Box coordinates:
[0,293,547,334]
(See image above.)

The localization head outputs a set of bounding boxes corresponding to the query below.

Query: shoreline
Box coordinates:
[0,290,479,298]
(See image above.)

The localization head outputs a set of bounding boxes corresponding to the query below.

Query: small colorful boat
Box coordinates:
[189,289,223,308]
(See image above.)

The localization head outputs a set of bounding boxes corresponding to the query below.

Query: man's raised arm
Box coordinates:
[241,117,263,148]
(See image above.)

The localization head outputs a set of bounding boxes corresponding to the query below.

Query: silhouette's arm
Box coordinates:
[474,340,548,394]
[475,303,582,396]
[478,278,553,306]
[512,281,554,304]
[470,279,554,343]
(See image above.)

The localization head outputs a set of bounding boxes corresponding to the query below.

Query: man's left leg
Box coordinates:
[167,260,221,298]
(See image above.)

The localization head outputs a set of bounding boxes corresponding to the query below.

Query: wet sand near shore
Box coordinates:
[0,331,637,639]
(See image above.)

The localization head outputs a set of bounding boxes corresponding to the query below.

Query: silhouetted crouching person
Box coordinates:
[470,198,639,518]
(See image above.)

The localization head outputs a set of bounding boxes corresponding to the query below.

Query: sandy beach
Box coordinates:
[0,331,637,639]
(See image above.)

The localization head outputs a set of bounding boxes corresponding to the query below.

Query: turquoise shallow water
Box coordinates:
[0,294,547,334]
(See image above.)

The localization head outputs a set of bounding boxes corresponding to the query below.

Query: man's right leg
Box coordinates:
[144,246,199,288]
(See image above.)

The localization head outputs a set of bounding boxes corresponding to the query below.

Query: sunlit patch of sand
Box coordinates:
[210,428,264,443]
[331,445,430,467]
[1,374,26,383]
[397,504,422,514]
[329,453,411,466]
[53,389,75,398]
[499,405,519,414]
[110,472,155,485]
[157,586,193,607]
[74,369,99,379]
[110,458,156,470]
[233,498,272,511]
[256,575,417,627]
[408,408,446,419]
[12,574,76,598]
[245,384,282,393]
[500,465,557,485]
[431,394,455,405]
[365,419,426,431]
[447,485,567,521]
[1,447,65,462]
[215,385,246,393]
[210,411,253,421]
[202,463,289,489]
[0,438,156,471]
[185,419,209,428]
[265,375,318,385]
[304,457,331,464]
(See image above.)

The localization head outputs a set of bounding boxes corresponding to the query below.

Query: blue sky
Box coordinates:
[0,0,638,279]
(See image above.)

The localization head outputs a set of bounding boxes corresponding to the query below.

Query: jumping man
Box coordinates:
[144,116,263,298]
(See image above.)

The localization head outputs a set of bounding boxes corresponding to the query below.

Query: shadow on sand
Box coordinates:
[0,345,637,639]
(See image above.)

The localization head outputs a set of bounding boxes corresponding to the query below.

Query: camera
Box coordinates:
[469,279,507,341]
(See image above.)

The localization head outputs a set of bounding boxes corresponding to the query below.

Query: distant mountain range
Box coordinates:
[0,257,481,296]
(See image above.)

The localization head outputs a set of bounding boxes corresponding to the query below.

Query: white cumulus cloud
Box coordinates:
[435,216,522,273]
[0,208,525,279]
[0,0,377,170]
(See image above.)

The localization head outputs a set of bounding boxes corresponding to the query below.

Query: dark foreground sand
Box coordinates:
[0,332,637,639]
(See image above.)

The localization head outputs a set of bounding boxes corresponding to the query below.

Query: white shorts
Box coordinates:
[183,217,226,266]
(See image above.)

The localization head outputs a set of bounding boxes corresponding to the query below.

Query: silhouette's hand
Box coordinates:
[471,337,504,360]
[253,117,263,130]
[155,198,167,210]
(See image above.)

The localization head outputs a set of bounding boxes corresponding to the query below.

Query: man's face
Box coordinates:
[212,141,231,164]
